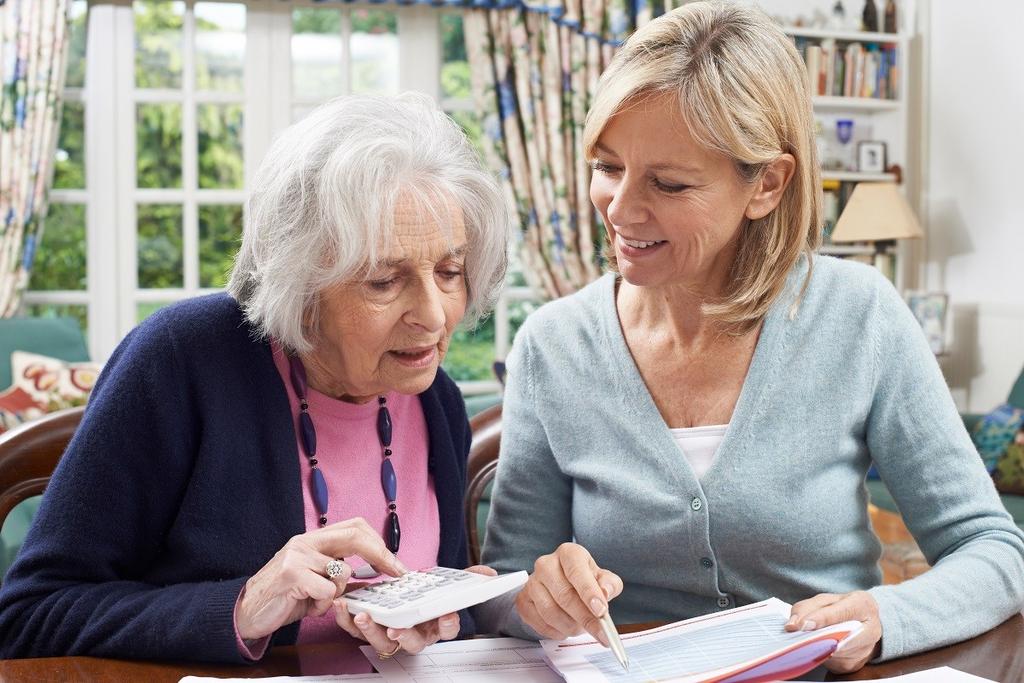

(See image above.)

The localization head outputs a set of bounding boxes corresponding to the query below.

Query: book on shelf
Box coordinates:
[795,37,899,99]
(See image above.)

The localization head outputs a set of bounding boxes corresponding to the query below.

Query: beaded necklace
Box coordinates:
[287,355,401,553]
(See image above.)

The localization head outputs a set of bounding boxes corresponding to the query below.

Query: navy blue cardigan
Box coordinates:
[0,294,473,662]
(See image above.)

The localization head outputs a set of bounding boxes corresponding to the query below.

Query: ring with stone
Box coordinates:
[377,642,402,660]
[325,559,347,579]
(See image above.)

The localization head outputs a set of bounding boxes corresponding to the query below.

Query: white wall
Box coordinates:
[923,1,1024,412]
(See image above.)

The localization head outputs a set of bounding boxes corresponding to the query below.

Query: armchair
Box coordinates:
[0,406,83,577]
[960,365,1024,433]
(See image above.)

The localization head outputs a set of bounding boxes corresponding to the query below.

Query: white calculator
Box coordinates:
[344,566,528,629]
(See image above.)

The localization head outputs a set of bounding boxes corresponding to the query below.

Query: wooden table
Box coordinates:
[1,614,1021,682]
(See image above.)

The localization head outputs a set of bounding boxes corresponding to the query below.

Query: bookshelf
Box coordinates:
[783,24,914,287]
[784,26,907,43]
[822,171,897,182]
[813,96,901,112]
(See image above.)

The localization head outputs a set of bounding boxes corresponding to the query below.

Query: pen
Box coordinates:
[597,609,630,672]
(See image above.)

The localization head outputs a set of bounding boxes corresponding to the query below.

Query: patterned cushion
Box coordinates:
[993,435,1024,496]
[0,351,101,432]
[971,403,1024,471]
[0,386,47,432]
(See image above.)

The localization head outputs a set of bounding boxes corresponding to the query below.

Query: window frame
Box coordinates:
[26,0,534,397]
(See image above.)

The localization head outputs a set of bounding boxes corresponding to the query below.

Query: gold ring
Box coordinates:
[377,642,402,660]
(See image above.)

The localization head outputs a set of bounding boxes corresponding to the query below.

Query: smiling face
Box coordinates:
[589,93,763,293]
[303,195,469,402]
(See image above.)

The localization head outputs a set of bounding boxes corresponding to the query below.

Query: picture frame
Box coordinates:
[905,291,949,355]
[857,140,887,173]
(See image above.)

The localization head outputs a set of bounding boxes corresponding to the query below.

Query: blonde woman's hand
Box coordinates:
[235,517,406,641]
[785,590,882,674]
[334,565,498,654]
[515,543,623,645]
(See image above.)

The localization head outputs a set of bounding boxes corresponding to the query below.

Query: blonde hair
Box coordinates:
[584,1,821,332]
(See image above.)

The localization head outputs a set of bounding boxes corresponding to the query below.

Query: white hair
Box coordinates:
[228,93,511,353]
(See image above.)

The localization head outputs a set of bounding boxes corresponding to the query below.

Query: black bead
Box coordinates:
[319,515,328,526]
[378,396,386,405]
[384,448,392,457]
[309,458,318,466]
[387,511,401,553]
[388,503,397,511]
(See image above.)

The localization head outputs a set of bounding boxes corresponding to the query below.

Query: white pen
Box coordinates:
[597,609,630,671]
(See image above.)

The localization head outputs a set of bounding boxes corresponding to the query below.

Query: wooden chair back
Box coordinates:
[466,403,502,565]
[0,407,83,526]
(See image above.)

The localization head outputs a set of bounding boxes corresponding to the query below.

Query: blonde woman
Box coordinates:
[475,1,1024,673]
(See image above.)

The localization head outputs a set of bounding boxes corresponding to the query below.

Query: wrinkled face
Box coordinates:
[311,195,469,401]
[589,94,760,290]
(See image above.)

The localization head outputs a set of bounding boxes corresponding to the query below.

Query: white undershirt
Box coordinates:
[669,424,729,480]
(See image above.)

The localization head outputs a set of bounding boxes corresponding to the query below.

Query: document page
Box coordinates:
[363,637,562,683]
[806,668,994,682]
[180,675,381,682]
[543,598,862,683]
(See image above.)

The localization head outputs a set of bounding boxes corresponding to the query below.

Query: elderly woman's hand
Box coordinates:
[515,543,624,644]
[785,590,882,673]
[235,518,405,641]
[334,565,498,654]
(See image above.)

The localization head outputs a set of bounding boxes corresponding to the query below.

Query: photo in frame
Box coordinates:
[905,291,949,355]
[857,140,887,173]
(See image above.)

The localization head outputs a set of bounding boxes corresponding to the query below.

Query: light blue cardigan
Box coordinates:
[475,256,1024,660]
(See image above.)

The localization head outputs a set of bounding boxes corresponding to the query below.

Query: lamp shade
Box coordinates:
[830,182,924,243]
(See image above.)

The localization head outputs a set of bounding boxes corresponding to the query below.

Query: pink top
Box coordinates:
[236,343,440,658]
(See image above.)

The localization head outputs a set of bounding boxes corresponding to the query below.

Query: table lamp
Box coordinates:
[829,182,923,280]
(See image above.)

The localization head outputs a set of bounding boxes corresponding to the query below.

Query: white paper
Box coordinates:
[362,637,562,682]
[179,675,381,682]
[796,667,994,682]
[542,598,862,683]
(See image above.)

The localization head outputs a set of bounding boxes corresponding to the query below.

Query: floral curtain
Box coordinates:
[303,0,682,298]
[463,0,690,299]
[0,0,72,317]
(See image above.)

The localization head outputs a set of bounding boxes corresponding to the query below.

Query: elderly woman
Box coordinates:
[476,1,1024,673]
[0,94,509,662]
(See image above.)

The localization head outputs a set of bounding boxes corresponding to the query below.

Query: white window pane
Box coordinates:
[32,204,87,291]
[440,14,469,99]
[66,1,88,88]
[198,205,243,288]
[351,8,398,95]
[198,104,244,189]
[54,101,85,189]
[137,204,184,288]
[195,2,246,92]
[292,8,344,99]
[137,103,183,188]
[134,0,185,89]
